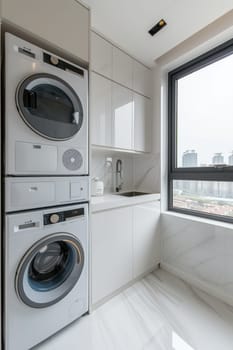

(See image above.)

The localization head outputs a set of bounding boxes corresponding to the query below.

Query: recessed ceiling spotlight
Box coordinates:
[148,19,167,36]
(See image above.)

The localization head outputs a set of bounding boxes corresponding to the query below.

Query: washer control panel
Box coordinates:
[44,207,85,225]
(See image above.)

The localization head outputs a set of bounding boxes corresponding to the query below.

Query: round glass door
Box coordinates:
[15,233,84,308]
[16,73,84,140]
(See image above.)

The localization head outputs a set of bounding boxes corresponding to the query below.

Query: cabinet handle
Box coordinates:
[29,187,38,192]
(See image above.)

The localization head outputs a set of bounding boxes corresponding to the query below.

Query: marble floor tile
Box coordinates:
[34,269,233,350]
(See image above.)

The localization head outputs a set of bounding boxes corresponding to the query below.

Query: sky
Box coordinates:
[177,52,233,167]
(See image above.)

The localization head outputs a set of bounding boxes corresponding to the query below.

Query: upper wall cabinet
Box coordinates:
[91,73,112,147]
[133,94,152,153]
[112,47,133,89]
[91,31,152,98]
[112,83,134,150]
[90,31,153,153]
[1,0,89,62]
[133,61,152,98]
[91,32,112,79]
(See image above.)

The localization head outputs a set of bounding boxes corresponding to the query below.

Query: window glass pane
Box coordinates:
[173,180,233,217]
[177,53,233,167]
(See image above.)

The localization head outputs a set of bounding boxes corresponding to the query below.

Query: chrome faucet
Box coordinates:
[116,159,123,192]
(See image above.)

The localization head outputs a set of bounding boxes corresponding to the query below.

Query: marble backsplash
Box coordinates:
[91,152,134,194]
[91,150,160,195]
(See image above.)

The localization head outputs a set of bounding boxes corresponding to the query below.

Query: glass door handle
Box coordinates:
[73,111,80,124]
[23,90,37,109]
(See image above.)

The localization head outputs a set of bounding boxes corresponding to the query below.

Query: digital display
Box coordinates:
[64,208,84,220]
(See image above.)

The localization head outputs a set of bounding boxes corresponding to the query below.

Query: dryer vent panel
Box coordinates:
[62,149,83,171]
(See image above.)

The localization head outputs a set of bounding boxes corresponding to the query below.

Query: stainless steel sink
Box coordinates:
[116,191,150,197]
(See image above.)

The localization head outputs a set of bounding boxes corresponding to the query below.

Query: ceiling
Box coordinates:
[82,0,233,67]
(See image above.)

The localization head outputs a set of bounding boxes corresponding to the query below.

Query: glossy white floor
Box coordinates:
[35,269,233,350]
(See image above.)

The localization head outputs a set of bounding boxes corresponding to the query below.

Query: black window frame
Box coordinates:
[168,37,233,224]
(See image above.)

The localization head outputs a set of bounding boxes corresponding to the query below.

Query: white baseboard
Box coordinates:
[161,262,233,307]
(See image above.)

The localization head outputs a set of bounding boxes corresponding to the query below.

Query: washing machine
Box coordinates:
[4,203,88,350]
[4,32,88,176]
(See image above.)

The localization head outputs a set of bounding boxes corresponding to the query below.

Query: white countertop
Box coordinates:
[91,192,160,212]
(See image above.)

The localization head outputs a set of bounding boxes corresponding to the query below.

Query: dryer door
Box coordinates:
[16,73,84,140]
[15,233,84,308]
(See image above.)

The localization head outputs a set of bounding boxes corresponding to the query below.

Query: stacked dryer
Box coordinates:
[3,33,89,350]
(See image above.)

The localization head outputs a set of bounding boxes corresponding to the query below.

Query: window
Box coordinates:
[168,38,233,223]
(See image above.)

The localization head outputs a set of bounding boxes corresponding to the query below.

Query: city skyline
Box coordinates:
[175,150,233,217]
[181,149,233,167]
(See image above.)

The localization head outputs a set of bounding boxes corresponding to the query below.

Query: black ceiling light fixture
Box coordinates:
[148,19,167,36]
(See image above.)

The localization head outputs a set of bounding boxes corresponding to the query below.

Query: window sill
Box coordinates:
[161,210,233,230]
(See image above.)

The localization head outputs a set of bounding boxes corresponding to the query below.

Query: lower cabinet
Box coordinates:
[91,201,160,305]
[133,202,160,278]
[91,207,133,304]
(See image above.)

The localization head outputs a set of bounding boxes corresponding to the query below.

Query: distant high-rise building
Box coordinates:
[182,150,198,167]
[212,153,224,165]
[228,151,233,165]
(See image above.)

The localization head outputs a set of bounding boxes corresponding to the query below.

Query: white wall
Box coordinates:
[158,12,233,306]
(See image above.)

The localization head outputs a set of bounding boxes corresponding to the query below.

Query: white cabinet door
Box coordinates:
[133,93,152,153]
[112,83,134,150]
[133,202,160,279]
[133,61,152,97]
[91,32,112,79]
[91,79,152,152]
[113,47,133,89]
[92,207,133,304]
[2,0,89,62]
[91,73,112,146]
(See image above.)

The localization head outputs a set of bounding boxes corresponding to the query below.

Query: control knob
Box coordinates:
[49,213,60,224]
[50,55,59,65]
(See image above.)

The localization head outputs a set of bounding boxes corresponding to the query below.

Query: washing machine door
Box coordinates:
[16,73,84,140]
[15,233,84,308]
